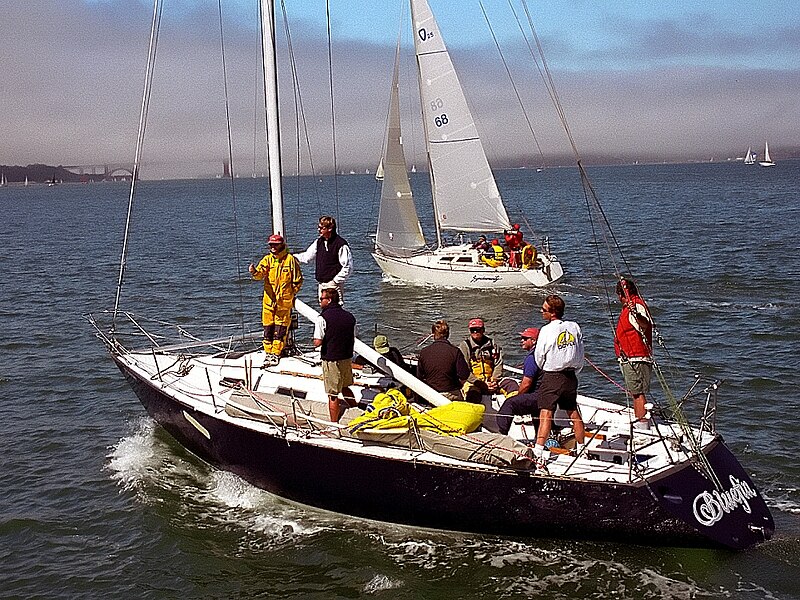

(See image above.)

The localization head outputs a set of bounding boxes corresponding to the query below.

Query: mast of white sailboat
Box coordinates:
[410,0,443,248]
[260,0,284,234]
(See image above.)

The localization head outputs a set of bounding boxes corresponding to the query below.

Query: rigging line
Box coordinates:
[252,0,260,178]
[216,0,246,335]
[325,0,340,223]
[479,2,545,169]
[278,0,322,238]
[112,0,163,333]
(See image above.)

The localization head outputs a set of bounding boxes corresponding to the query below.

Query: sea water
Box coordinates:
[1,162,799,598]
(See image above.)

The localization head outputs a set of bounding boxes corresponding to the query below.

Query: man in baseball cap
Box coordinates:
[496,326,541,435]
[459,317,504,403]
[249,232,303,366]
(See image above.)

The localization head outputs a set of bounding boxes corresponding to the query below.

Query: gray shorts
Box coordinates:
[620,360,652,395]
[322,359,354,395]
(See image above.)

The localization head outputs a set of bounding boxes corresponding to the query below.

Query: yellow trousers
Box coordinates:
[262,305,293,356]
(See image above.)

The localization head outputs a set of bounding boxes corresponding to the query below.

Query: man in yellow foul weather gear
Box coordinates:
[458,318,504,403]
[479,239,506,268]
[249,233,303,367]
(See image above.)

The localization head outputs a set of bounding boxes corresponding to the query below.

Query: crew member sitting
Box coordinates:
[471,235,490,251]
[480,239,505,268]
[458,318,503,403]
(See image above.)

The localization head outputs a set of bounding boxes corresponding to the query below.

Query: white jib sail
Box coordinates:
[376,47,426,257]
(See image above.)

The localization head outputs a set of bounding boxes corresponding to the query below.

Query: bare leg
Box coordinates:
[568,409,585,444]
[341,386,356,408]
[633,393,647,421]
[328,395,343,422]
[535,409,554,446]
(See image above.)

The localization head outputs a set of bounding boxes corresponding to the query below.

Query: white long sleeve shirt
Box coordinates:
[534,319,584,373]
[295,239,353,285]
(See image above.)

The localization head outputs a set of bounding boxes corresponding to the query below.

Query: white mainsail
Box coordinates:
[411,0,511,235]
[759,141,775,167]
[744,146,755,165]
[376,47,427,258]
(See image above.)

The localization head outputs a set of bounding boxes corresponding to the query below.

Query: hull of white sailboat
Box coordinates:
[109,348,774,550]
[372,245,564,288]
[758,162,776,167]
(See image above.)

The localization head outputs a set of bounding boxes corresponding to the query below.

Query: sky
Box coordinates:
[2,0,799,178]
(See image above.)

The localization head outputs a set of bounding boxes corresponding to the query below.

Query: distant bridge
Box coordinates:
[62,163,136,180]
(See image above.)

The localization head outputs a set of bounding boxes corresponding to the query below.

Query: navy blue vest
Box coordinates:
[315,234,348,283]
[321,305,356,361]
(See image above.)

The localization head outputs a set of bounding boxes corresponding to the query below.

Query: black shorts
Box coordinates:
[537,370,578,412]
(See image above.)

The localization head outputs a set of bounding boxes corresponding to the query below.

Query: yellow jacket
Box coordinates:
[252,249,303,310]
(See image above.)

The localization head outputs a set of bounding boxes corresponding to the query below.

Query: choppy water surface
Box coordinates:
[1,162,799,598]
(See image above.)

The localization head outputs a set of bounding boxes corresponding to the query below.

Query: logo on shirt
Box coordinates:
[556,331,576,349]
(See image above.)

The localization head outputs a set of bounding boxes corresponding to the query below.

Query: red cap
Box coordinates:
[513,223,520,230]
[492,239,499,245]
[268,234,284,245]
[519,327,539,340]
[468,318,485,329]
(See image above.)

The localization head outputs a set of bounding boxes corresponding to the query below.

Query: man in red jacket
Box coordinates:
[614,278,653,428]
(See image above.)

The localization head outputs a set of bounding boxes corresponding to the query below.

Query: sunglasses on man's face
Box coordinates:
[469,328,484,333]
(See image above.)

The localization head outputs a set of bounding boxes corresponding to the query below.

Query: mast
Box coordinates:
[260,0,284,234]
[410,0,443,248]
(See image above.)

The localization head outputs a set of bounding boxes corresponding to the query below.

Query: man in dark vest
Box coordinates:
[296,215,353,302]
[313,287,356,422]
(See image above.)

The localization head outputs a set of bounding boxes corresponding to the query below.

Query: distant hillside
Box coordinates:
[0,164,106,183]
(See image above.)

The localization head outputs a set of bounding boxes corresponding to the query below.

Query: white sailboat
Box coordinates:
[371,0,563,289]
[92,0,773,551]
[374,158,384,181]
[759,141,776,167]
[743,146,756,165]
[0,172,7,187]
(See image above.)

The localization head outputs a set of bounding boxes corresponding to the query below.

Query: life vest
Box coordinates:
[614,295,652,359]
[465,336,498,381]
[491,244,505,263]
[521,244,537,269]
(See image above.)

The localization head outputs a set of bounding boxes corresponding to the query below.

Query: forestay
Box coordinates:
[411,0,511,233]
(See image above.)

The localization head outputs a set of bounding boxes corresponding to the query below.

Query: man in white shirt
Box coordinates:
[295,215,353,302]
[533,294,586,468]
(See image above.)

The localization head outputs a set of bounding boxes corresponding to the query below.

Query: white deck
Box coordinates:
[118,346,712,486]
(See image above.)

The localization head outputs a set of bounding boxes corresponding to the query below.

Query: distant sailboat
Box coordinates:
[758,141,775,167]
[24,176,29,186]
[374,158,384,181]
[743,146,756,165]
[0,171,7,187]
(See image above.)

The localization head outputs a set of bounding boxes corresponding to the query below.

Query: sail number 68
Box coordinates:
[434,114,449,127]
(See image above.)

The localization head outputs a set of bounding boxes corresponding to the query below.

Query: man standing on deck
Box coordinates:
[614,278,654,429]
[533,295,586,468]
[313,287,357,422]
[296,215,352,303]
[249,234,303,367]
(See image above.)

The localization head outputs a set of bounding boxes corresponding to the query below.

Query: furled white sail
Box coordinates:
[411,0,511,233]
[376,47,426,258]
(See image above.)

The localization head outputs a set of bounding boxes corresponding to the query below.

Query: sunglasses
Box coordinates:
[469,328,484,333]
[520,336,535,341]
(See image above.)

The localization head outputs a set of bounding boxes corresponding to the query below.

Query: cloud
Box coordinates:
[1,0,798,178]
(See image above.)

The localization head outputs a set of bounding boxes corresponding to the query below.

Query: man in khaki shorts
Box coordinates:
[313,287,356,421]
